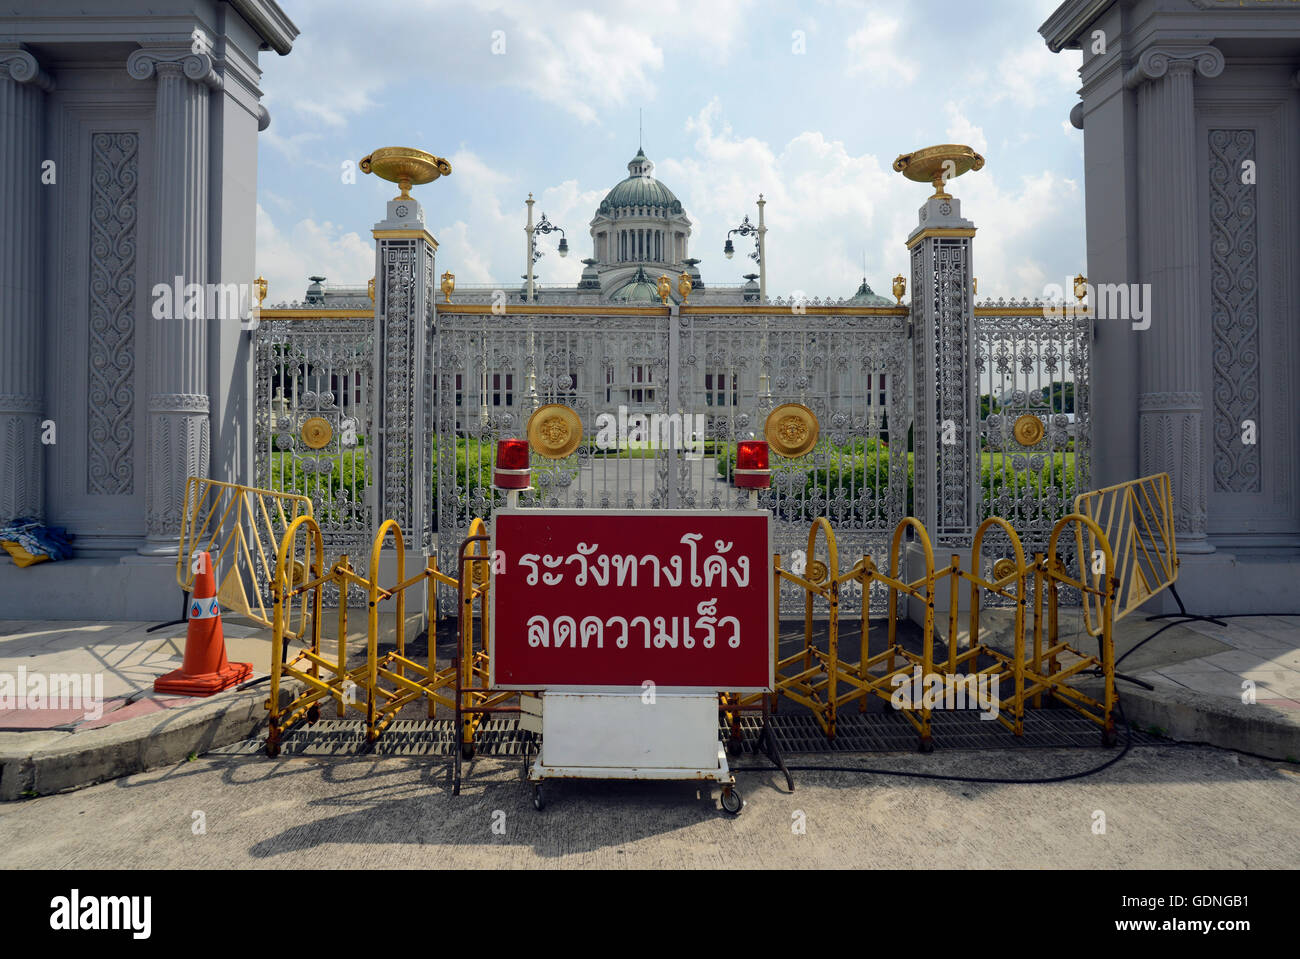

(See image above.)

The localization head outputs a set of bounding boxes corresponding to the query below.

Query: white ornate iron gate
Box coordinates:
[430,302,913,614]
[975,298,1091,550]
[254,314,376,565]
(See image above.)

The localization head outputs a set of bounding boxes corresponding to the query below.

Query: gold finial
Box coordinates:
[441,271,455,304]
[1073,273,1088,303]
[892,274,906,305]
[893,144,986,199]
[973,277,978,296]
[359,146,452,200]
[366,277,375,303]
[656,274,671,305]
[677,271,693,304]
[254,275,267,305]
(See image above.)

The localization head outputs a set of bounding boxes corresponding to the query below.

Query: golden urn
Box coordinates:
[359,146,452,200]
[893,144,985,199]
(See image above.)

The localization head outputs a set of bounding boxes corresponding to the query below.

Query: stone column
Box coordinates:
[907,193,978,550]
[372,193,436,550]
[128,44,221,553]
[0,45,53,522]
[1126,45,1224,553]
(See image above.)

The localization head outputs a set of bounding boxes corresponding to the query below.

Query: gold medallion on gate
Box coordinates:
[1012,413,1045,447]
[765,403,819,458]
[992,558,1018,581]
[527,404,582,459]
[806,560,829,585]
[301,417,333,449]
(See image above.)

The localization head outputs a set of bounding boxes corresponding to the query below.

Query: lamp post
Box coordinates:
[724,194,767,302]
[524,193,568,304]
[524,196,568,408]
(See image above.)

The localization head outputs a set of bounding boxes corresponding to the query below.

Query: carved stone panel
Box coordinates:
[86,131,139,495]
[1208,129,1259,494]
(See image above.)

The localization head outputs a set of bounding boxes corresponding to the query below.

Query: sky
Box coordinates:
[254,0,1085,306]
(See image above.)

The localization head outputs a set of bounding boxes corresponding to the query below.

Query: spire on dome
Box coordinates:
[628,148,651,178]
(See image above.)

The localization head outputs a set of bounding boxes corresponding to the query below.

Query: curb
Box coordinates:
[937,612,1300,761]
[0,683,290,801]
[1103,680,1300,762]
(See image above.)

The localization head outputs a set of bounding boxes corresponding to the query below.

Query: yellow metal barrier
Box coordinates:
[175,476,313,632]
[264,517,475,755]
[266,515,364,756]
[1030,513,1117,744]
[741,511,1117,750]
[263,508,1119,757]
[1074,472,1176,633]
[452,517,517,768]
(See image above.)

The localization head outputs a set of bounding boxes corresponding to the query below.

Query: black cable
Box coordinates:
[734,701,1133,785]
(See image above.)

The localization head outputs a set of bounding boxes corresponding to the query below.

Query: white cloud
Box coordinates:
[264,0,753,127]
[255,205,374,305]
[430,150,601,288]
[844,14,917,86]
[650,100,1082,302]
[983,40,1081,109]
[945,103,988,156]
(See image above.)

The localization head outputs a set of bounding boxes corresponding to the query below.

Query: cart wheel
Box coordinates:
[306,704,320,725]
[265,739,280,759]
[917,737,934,754]
[533,785,544,812]
[720,788,744,816]
[1101,727,1118,748]
[726,737,742,757]
[461,742,475,760]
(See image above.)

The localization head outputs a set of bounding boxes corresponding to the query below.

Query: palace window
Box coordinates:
[705,371,738,408]
[492,373,514,407]
[630,364,655,404]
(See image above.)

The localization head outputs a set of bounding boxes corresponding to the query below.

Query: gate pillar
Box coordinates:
[899,151,981,622]
[366,148,447,630]
[907,189,978,550]
[371,178,437,547]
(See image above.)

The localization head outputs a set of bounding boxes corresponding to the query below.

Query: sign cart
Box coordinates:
[490,509,775,815]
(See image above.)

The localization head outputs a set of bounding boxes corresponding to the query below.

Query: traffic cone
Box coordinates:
[154,551,253,696]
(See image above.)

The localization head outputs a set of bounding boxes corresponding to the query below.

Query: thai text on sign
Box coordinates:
[489,510,773,691]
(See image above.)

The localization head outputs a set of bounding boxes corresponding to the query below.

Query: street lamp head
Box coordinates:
[724,238,735,259]
[558,237,569,258]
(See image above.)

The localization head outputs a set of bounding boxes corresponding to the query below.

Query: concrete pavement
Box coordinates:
[0,743,1296,868]
[2,611,1298,799]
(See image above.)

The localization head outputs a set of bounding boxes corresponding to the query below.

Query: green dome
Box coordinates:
[598,149,684,215]
[608,266,662,303]
[847,277,895,307]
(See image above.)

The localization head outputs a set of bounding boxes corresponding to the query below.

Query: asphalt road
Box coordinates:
[2,744,1297,869]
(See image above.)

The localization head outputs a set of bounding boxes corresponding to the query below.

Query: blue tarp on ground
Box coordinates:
[0,518,76,562]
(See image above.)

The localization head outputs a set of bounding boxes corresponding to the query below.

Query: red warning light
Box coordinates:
[734,440,771,489]
[494,438,531,490]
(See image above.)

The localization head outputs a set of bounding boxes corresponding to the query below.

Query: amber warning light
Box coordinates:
[734,440,771,489]
[494,438,532,491]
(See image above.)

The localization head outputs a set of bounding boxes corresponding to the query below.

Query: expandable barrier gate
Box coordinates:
[265,514,516,760]
[724,512,1119,749]
[264,509,1124,758]
[175,477,313,632]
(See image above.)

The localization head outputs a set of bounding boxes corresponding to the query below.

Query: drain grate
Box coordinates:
[213,709,1156,758]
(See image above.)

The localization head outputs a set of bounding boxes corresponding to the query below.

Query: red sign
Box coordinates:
[489,510,773,691]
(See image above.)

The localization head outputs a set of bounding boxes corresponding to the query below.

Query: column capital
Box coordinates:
[0,42,54,92]
[127,43,223,91]
[1124,45,1224,90]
